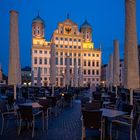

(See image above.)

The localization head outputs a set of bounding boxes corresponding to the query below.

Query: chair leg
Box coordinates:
[32,120,35,138]
[18,119,22,136]
[109,122,112,140]
[1,115,4,135]
[42,112,44,131]
[134,130,137,140]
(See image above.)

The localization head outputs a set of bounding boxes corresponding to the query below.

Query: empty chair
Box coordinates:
[0,100,17,135]
[39,99,52,129]
[18,105,43,138]
[82,110,104,140]
[84,101,102,110]
[110,103,135,140]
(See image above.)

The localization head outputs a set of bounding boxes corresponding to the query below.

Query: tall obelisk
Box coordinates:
[124,0,139,89]
[8,10,21,85]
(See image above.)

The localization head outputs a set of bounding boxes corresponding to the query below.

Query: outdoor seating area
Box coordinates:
[0,85,140,140]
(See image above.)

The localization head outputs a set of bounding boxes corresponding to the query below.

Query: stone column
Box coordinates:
[8,10,21,85]
[124,0,139,89]
[113,40,120,86]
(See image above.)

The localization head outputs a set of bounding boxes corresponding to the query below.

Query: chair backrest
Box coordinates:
[0,101,8,113]
[121,103,133,115]
[18,105,33,121]
[39,99,52,109]
[93,94,101,101]
[82,110,103,129]
[84,101,101,110]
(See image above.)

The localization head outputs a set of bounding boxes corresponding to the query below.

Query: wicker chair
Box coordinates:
[18,105,43,138]
[82,110,104,140]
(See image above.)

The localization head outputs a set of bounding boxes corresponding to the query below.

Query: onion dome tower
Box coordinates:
[80,20,92,42]
[32,13,45,38]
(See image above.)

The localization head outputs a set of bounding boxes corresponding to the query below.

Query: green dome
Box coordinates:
[81,20,92,29]
[32,15,45,25]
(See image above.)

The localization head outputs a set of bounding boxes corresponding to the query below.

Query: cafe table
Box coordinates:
[100,108,127,140]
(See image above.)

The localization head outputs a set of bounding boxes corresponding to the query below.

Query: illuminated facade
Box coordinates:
[31,15,101,87]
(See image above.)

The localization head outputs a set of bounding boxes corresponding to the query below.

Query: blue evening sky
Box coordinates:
[0,0,140,74]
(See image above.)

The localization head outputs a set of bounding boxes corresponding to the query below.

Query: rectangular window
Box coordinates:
[34,57,37,64]
[60,52,63,56]
[60,37,63,41]
[60,45,63,48]
[84,61,86,66]
[70,46,72,49]
[84,70,86,75]
[84,53,86,56]
[78,39,81,42]
[92,61,95,66]
[69,38,72,41]
[60,58,63,65]
[56,37,58,40]
[96,70,99,75]
[44,51,47,54]
[74,53,76,56]
[56,57,58,65]
[78,46,81,49]
[65,46,68,48]
[69,53,72,56]
[39,58,42,64]
[65,38,68,41]
[74,58,76,64]
[74,46,76,49]
[92,53,95,57]
[78,59,80,66]
[96,54,99,57]
[34,50,37,53]
[74,39,77,42]
[78,53,81,57]
[88,61,90,66]
[96,61,99,67]
[39,50,42,54]
[88,70,90,75]
[44,68,47,74]
[92,70,95,75]
[70,58,72,65]
[44,58,47,64]
[88,53,90,56]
